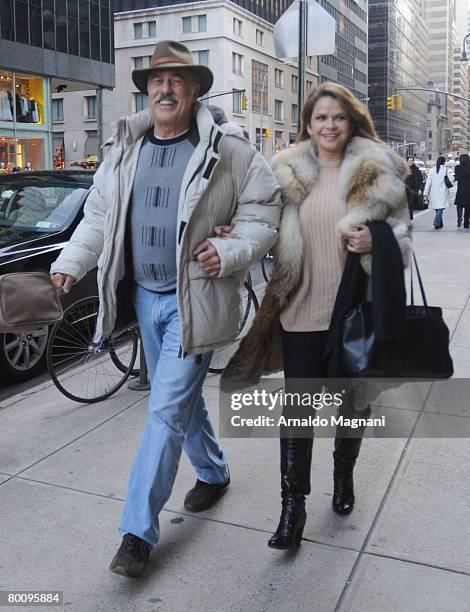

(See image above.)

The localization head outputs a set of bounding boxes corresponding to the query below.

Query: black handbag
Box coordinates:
[341,253,453,379]
[444,171,453,189]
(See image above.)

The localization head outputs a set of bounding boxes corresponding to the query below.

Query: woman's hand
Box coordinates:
[340,224,372,254]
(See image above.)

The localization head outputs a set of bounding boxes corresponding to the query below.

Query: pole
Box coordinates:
[297,0,307,129]
[97,87,103,164]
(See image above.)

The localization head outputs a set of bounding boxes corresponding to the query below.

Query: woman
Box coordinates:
[424,156,452,229]
[453,154,470,229]
[222,83,411,549]
[405,156,424,219]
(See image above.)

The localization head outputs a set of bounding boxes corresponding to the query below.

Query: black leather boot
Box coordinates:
[268,436,313,549]
[332,436,363,515]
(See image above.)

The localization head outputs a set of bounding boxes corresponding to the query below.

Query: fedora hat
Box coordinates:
[132,40,213,96]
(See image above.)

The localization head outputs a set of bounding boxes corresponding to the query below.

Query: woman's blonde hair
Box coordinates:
[297,82,380,144]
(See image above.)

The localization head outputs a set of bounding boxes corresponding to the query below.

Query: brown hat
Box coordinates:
[132,40,213,96]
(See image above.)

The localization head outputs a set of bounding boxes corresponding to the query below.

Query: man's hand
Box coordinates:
[340,224,372,254]
[51,273,77,294]
[193,241,222,277]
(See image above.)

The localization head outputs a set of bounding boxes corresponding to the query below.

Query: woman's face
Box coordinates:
[307,96,352,159]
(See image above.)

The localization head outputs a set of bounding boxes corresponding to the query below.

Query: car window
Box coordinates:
[0,183,88,232]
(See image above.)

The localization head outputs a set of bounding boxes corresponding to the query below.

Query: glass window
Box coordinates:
[256,29,264,46]
[134,56,145,70]
[30,0,43,47]
[0,137,45,172]
[233,89,242,114]
[275,69,284,88]
[134,22,143,39]
[0,72,13,122]
[15,0,29,44]
[85,96,97,119]
[14,74,45,125]
[68,0,79,56]
[43,0,55,49]
[292,104,299,125]
[56,1,68,53]
[198,15,207,32]
[252,60,268,113]
[233,18,242,36]
[198,50,209,66]
[292,75,298,93]
[52,99,64,122]
[232,53,243,76]
[275,100,283,121]
[0,179,89,232]
[91,24,100,60]
[79,0,90,58]
[148,21,156,38]
[134,92,148,113]
[101,26,110,63]
[1,0,14,41]
[182,16,191,33]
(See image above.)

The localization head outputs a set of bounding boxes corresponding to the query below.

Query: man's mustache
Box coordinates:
[154,93,179,104]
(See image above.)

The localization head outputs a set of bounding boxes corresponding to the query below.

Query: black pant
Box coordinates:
[457,206,470,228]
[281,329,370,436]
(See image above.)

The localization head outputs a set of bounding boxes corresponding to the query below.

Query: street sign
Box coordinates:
[273,0,335,59]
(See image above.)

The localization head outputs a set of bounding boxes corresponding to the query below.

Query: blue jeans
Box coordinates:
[434,208,444,227]
[119,286,229,549]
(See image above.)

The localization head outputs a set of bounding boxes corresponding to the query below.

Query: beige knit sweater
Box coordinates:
[280,158,347,332]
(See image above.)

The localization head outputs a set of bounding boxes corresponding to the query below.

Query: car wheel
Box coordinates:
[0,327,49,383]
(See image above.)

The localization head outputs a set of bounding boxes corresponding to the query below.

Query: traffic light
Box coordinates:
[396,94,403,111]
[387,96,395,111]
[241,94,247,111]
[265,127,271,139]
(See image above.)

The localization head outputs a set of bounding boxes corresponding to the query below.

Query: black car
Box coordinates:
[0,170,97,382]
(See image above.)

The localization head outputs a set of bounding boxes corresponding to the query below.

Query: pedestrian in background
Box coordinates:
[223,83,411,550]
[453,153,470,229]
[51,39,281,577]
[405,155,423,220]
[424,156,452,230]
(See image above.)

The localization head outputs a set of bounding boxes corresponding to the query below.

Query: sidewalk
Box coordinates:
[0,207,469,612]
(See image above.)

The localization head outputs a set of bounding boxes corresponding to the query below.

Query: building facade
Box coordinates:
[452,46,469,153]
[317,0,368,100]
[55,0,319,165]
[368,0,428,156]
[424,0,457,159]
[0,0,114,170]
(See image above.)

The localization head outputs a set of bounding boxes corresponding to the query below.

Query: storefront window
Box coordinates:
[14,74,45,126]
[0,71,14,123]
[0,136,45,171]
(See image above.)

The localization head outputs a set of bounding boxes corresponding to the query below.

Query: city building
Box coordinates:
[54,0,319,164]
[317,0,368,101]
[452,46,469,153]
[0,0,115,170]
[368,0,428,157]
[423,0,457,159]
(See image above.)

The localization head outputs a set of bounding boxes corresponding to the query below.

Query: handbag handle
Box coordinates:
[410,251,429,309]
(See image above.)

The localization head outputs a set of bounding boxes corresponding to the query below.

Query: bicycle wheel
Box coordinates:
[47,296,138,403]
[110,330,141,378]
[261,253,275,283]
[208,280,259,374]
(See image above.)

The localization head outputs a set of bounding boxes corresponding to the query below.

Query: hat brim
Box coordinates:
[132,64,214,97]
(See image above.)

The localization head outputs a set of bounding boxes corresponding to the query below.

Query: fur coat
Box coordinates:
[221,136,412,386]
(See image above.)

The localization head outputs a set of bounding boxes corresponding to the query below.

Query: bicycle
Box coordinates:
[208,272,259,374]
[47,296,139,403]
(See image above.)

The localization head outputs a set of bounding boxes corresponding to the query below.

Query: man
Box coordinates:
[404,156,423,219]
[50,40,280,577]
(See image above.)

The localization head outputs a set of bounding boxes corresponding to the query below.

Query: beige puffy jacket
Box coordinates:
[51,104,281,354]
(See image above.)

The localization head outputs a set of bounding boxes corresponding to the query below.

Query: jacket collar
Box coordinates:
[271,136,409,208]
[107,102,219,148]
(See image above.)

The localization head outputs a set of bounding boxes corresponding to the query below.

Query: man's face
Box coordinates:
[407,157,415,166]
[147,69,199,132]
